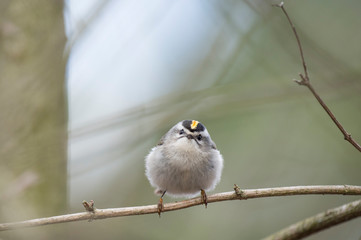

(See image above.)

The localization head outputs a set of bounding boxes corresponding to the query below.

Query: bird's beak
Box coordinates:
[187,134,194,140]
[187,134,200,146]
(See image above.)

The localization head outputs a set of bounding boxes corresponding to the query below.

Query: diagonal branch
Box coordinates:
[263,198,361,240]
[274,2,361,153]
[1,185,361,231]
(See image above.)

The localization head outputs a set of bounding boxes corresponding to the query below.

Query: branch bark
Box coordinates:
[263,198,361,240]
[274,2,361,153]
[0,185,361,231]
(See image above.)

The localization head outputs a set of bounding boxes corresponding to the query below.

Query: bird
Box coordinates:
[145,120,223,215]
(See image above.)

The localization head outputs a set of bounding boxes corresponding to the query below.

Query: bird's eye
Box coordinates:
[179,129,185,135]
[197,134,202,141]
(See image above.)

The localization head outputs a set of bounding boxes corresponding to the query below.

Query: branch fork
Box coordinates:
[274,2,361,152]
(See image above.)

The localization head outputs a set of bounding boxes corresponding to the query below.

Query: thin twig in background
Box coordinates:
[274,2,361,153]
[0,185,361,231]
[263,198,361,240]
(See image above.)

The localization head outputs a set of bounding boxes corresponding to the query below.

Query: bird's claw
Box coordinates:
[201,189,207,208]
[157,197,164,217]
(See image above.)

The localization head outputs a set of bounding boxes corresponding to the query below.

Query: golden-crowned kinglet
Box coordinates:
[145,120,223,215]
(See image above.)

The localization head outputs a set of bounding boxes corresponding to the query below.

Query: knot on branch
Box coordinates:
[82,200,96,222]
[82,200,95,213]
[294,73,310,86]
[344,133,352,141]
[234,184,244,199]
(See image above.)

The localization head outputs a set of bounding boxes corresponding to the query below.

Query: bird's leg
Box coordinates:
[200,189,207,208]
[157,190,166,217]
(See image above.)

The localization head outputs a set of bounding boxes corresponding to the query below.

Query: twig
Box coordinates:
[263,198,361,240]
[1,185,361,231]
[82,200,95,212]
[274,2,361,153]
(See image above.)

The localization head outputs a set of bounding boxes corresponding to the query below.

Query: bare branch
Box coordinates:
[274,2,361,152]
[263,198,361,240]
[1,185,361,231]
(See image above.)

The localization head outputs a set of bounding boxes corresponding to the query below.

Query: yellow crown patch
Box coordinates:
[191,120,199,130]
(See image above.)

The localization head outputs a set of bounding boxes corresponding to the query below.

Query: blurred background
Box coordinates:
[1,0,361,239]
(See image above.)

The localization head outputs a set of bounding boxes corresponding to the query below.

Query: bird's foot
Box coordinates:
[157,191,166,217]
[201,189,207,208]
[157,197,164,217]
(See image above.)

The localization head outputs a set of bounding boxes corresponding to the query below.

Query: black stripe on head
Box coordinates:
[182,120,205,132]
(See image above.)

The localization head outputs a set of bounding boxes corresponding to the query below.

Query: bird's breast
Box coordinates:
[163,139,209,170]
